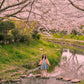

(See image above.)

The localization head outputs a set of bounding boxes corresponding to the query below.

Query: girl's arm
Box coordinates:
[39,59,42,65]
[46,59,50,66]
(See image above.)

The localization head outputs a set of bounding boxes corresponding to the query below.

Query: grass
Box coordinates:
[0,39,62,79]
[52,33,65,38]
[63,34,84,40]
[52,33,84,41]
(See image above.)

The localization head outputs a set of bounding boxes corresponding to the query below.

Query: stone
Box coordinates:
[1,80,9,83]
[41,76,49,79]
[39,48,43,51]
[28,73,34,77]
[56,76,63,80]
[71,79,81,83]
[20,75,27,78]
[11,72,18,77]
[10,79,20,82]
[63,77,71,81]
[35,74,41,78]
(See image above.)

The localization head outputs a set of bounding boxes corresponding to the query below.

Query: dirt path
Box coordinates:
[42,37,84,43]
[54,38,84,43]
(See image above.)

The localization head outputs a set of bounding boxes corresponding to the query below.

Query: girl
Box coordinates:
[39,54,50,77]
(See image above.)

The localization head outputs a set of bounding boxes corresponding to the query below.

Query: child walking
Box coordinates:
[39,54,50,77]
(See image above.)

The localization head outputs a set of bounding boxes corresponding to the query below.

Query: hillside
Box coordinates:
[0,40,62,80]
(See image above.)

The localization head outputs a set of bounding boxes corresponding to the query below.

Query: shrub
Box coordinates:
[60,30,67,34]
[36,34,41,40]
[0,21,15,34]
[32,33,41,40]
[32,29,41,40]
[79,25,84,29]
[0,33,4,41]
[6,35,14,43]
[71,29,78,35]
[11,29,21,43]
[20,35,30,44]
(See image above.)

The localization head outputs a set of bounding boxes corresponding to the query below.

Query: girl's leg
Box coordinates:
[45,70,47,76]
[42,70,44,76]
[43,70,47,77]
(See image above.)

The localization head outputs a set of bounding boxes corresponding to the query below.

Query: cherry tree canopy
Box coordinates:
[0,0,84,33]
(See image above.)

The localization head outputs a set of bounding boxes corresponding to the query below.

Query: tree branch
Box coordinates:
[6,2,31,17]
[49,0,57,15]
[12,10,46,21]
[0,0,5,9]
[27,0,36,21]
[11,15,27,20]
[0,0,28,12]
[68,0,84,11]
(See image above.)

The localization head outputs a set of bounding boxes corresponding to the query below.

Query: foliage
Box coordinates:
[63,34,84,40]
[0,33,4,41]
[0,21,15,34]
[32,33,41,40]
[32,24,41,40]
[52,33,66,38]
[60,30,67,34]
[20,35,30,44]
[12,19,31,35]
[71,29,78,35]
[5,35,13,43]
[50,29,57,33]
[36,34,41,40]
[79,25,84,29]
[11,28,21,43]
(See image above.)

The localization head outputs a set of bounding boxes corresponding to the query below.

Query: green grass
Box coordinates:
[52,33,84,41]
[0,39,62,79]
[63,34,84,40]
[52,33,65,38]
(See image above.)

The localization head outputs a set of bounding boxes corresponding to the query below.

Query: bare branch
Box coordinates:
[68,0,84,11]
[6,2,31,17]
[11,15,27,20]
[0,0,5,9]
[27,0,36,21]
[0,0,28,12]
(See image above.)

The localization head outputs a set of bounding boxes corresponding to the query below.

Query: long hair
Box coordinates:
[42,54,46,60]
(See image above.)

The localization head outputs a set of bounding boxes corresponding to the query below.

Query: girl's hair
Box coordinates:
[42,54,46,59]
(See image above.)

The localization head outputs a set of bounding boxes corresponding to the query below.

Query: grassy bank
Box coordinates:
[0,39,62,80]
[63,34,84,40]
[52,33,84,41]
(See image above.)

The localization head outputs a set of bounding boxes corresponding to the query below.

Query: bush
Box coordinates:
[6,35,14,43]
[36,34,41,40]
[32,29,41,40]
[71,29,78,35]
[20,35,30,44]
[0,33,4,41]
[11,29,21,43]
[60,30,67,34]
[0,21,15,34]
[32,33,41,40]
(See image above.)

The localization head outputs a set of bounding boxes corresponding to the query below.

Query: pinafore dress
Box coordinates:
[41,59,48,70]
